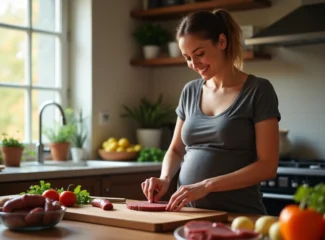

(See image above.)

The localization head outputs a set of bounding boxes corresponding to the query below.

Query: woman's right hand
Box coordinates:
[141,177,170,203]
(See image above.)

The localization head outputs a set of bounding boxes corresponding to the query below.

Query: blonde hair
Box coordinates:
[176,9,243,69]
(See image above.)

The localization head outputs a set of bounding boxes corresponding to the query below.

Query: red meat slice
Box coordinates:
[184,221,213,240]
[234,229,260,239]
[184,221,260,240]
[207,223,239,240]
[126,201,168,211]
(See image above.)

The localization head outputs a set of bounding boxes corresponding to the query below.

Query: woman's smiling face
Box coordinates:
[178,34,227,80]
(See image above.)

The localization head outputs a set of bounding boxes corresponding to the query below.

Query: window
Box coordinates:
[0,0,68,143]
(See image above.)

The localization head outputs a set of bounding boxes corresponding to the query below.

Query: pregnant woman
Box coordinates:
[141,9,281,215]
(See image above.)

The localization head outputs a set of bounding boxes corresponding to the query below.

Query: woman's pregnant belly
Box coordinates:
[179,147,255,186]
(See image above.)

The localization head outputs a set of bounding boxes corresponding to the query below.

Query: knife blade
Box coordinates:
[90,196,126,203]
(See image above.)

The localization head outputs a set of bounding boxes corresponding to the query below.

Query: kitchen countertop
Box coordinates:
[0,160,162,183]
[0,213,262,240]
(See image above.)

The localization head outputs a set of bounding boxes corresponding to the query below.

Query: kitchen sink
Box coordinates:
[22,160,134,168]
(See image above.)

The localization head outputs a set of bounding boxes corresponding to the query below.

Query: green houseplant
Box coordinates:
[121,94,175,148]
[65,109,88,162]
[133,23,171,59]
[43,123,75,161]
[1,132,24,167]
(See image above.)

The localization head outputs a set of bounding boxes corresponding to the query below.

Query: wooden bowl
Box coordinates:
[98,149,138,161]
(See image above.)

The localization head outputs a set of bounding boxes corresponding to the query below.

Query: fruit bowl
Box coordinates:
[98,149,138,161]
[0,206,66,231]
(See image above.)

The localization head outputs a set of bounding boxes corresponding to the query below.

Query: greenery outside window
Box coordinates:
[0,0,68,143]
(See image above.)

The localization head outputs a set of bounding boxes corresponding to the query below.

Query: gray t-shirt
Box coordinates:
[175,74,281,214]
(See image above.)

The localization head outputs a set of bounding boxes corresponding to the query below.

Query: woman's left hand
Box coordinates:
[166,180,210,211]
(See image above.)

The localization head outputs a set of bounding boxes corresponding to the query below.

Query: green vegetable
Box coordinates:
[73,185,91,205]
[21,180,51,195]
[294,183,325,214]
[137,147,166,162]
[21,180,91,205]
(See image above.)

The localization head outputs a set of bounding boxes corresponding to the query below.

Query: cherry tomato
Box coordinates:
[42,189,60,201]
[59,191,76,207]
[323,214,325,238]
[279,204,323,240]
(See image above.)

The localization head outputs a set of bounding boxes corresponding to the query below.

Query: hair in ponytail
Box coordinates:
[176,9,243,69]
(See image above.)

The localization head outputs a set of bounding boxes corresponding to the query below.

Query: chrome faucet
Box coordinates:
[36,101,67,164]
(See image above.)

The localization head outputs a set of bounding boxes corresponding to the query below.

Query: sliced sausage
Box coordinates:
[91,199,113,210]
[25,207,44,225]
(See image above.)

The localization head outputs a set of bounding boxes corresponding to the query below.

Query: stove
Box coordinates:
[278,159,325,170]
[261,159,325,215]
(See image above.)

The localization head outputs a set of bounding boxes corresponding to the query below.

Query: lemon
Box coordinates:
[107,137,117,144]
[231,216,254,231]
[255,216,277,236]
[118,138,129,148]
[134,144,142,152]
[269,222,283,240]
[116,146,125,152]
[102,141,110,149]
[126,147,135,152]
[104,141,118,152]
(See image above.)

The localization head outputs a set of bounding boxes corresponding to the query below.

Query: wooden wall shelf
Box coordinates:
[131,0,271,20]
[130,51,271,67]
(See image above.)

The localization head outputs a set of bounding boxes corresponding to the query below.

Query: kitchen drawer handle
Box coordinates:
[105,188,110,193]
[262,193,294,200]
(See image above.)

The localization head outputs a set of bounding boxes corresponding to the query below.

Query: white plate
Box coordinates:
[173,226,265,240]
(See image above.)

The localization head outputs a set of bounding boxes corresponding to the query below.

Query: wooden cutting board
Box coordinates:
[64,203,228,232]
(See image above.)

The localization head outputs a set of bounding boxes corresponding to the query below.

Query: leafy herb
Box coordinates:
[294,183,325,214]
[1,132,24,148]
[137,147,166,162]
[73,185,91,205]
[21,180,51,195]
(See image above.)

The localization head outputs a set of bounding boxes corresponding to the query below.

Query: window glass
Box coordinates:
[0,88,25,140]
[0,0,27,26]
[0,28,26,84]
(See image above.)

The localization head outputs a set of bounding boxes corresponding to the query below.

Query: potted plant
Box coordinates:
[1,133,24,167]
[133,23,171,59]
[65,109,88,162]
[121,94,175,148]
[43,124,75,161]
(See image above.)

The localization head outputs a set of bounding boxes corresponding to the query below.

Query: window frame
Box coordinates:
[0,0,69,143]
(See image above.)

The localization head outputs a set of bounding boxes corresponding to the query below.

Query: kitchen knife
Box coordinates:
[90,196,126,203]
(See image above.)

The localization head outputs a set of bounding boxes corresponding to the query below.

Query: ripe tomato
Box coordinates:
[279,204,323,240]
[59,191,76,207]
[323,214,325,238]
[42,189,60,201]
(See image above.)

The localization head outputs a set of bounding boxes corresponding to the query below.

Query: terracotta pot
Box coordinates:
[1,146,24,167]
[50,142,70,161]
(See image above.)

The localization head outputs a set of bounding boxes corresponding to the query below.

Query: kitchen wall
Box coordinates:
[152,0,325,160]
[69,0,325,160]
[69,0,152,158]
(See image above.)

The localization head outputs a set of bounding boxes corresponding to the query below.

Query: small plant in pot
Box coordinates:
[133,23,171,59]
[121,94,175,148]
[65,109,88,162]
[1,132,24,167]
[43,124,75,161]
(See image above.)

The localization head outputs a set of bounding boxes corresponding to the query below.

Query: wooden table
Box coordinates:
[0,214,261,240]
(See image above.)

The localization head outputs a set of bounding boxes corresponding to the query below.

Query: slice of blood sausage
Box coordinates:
[126,201,168,211]
[91,199,113,210]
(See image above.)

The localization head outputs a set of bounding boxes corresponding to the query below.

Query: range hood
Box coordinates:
[245,2,325,47]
